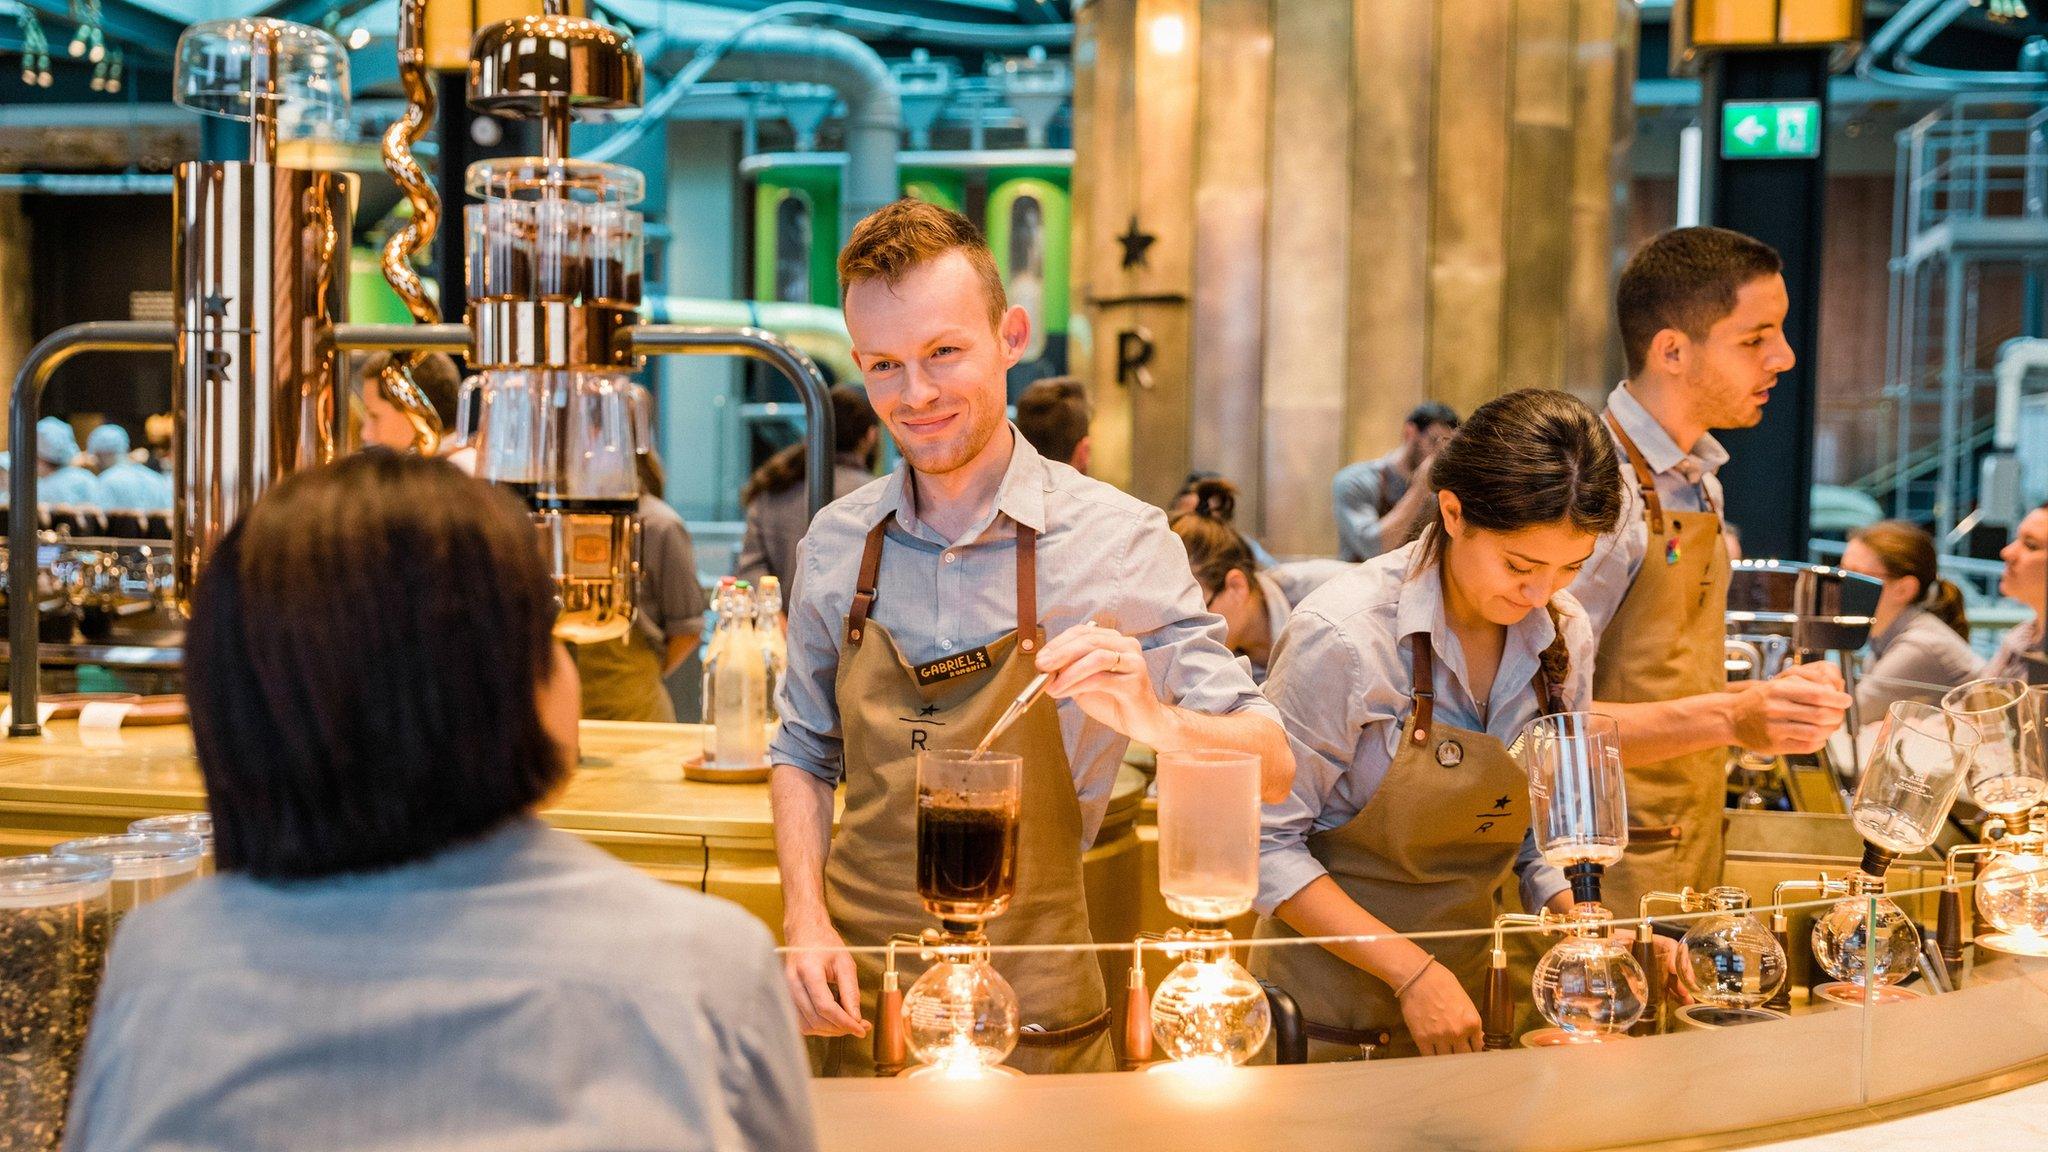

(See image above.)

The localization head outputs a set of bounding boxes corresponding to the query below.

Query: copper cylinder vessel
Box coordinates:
[171,160,353,610]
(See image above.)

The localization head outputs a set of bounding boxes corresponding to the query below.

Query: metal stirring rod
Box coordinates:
[972,619,1095,757]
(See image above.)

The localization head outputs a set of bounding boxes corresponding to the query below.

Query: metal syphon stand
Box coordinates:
[6,9,835,736]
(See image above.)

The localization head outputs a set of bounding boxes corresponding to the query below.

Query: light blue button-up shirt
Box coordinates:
[1331,448,1411,562]
[1257,541,1596,916]
[66,818,817,1152]
[93,460,171,511]
[39,464,100,506]
[1568,383,1730,637]
[770,426,1277,848]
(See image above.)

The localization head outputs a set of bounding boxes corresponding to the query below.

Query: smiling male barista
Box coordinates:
[768,199,1293,1076]
[1571,227,1854,917]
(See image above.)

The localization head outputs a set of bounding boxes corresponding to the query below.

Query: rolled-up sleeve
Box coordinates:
[768,533,845,784]
[1515,832,1569,912]
[1256,611,1363,915]
[1331,462,1388,563]
[1117,506,1278,724]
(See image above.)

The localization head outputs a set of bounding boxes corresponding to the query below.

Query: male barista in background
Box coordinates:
[1571,226,1853,917]
[1330,402,1459,561]
[769,200,1292,1076]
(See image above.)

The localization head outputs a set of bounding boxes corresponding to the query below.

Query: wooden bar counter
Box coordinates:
[0,719,1150,950]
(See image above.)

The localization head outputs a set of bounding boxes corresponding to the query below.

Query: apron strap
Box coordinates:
[845,519,891,646]
[1604,411,1666,537]
[1016,525,1042,653]
[1408,638,1434,747]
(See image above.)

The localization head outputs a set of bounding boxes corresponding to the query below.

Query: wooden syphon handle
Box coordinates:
[1632,930,1663,1036]
[1936,887,1965,975]
[873,978,907,1077]
[1121,969,1154,1071]
[1482,960,1513,1051]
[1767,921,1794,1012]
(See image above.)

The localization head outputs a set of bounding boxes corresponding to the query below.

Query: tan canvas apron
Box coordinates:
[1252,640,1557,1060]
[1594,413,1733,920]
[815,518,1113,1077]
[572,633,676,723]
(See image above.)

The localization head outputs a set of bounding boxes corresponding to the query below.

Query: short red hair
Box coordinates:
[837,198,1008,331]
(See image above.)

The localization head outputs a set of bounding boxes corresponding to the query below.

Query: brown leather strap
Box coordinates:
[844,519,890,646]
[1304,1020,1394,1052]
[1016,525,1041,652]
[1628,824,1684,843]
[1013,1004,1112,1048]
[1604,411,1665,536]
[1409,639,1434,747]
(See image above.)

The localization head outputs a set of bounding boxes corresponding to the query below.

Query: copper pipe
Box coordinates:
[376,0,447,454]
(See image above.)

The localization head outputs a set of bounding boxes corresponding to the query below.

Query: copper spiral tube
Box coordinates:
[376,0,445,454]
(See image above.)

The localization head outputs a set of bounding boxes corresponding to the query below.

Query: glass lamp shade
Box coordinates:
[174,18,349,135]
[1531,907,1647,1036]
[1150,952,1271,1066]
[1678,887,1787,1009]
[903,956,1019,1077]
[1811,880,1920,987]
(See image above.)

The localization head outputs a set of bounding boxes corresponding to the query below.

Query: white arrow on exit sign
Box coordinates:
[1734,115,1768,146]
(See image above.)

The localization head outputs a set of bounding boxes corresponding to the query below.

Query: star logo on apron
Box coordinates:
[1435,738,1464,768]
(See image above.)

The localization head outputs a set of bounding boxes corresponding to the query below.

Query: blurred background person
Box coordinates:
[1985,500,2047,681]
[1170,477,1352,683]
[65,453,815,1150]
[1331,401,1460,561]
[1015,375,1093,473]
[737,384,878,585]
[1839,520,1981,721]
[36,416,99,506]
[1167,470,1279,568]
[87,423,171,511]
[358,351,464,461]
[574,451,708,723]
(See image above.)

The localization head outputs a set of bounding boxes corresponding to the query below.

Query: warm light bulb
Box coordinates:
[1148,13,1187,55]
[87,43,102,63]
[1150,950,1270,1066]
[903,954,1019,1076]
[347,26,372,50]
[1976,847,2048,955]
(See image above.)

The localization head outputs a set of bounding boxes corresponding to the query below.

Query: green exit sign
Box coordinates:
[1722,100,1821,160]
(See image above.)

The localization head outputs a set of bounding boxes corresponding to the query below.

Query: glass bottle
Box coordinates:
[698,576,735,728]
[756,575,786,724]
[703,581,766,771]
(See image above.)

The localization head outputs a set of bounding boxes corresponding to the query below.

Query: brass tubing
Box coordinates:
[7,322,177,737]
[376,0,446,454]
[332,323,471,353]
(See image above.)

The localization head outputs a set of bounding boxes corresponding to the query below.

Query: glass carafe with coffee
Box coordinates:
[1120,750,1271,1072]
[873,750,1025,1079]
[1489,713,1647,1048]
[1777,700,1973,1008]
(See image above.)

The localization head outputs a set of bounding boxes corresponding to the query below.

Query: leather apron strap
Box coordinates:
[845,518,1041,649]
[1605,411,1666,536]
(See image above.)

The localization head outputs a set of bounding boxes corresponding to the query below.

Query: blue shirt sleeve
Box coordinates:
[767,530,845,784]
[1331,462,1388,562]
[1256,609,1371,915]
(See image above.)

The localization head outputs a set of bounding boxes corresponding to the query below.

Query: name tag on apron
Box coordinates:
[912,645,994,688]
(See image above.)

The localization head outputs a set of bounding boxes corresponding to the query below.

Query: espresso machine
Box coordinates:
[5,3,836,736]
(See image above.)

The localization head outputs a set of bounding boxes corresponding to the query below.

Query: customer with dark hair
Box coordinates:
[1168,470,1280,568]
[1569,225,1851,918]
[1330,401,1460,561]
[574,449,709,722]
[1170,477,1351,683]
[737,384,879,586]
[1840,520,1982,719]
[1015,376,1093,472]
[65,453,816,1151]
[358,350,464,455]
[1985,500,2048,680]
[1254,389,1623,1060]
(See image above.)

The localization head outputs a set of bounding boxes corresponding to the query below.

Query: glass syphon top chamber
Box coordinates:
[173,17,349,137]
[1521,712,1627,903]
[1849,699,1976,876]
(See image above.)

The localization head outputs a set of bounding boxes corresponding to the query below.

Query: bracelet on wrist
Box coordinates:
[1394,955,1436,1000]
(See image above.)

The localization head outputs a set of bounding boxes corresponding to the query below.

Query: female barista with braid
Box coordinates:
[1253,389,1625,1059]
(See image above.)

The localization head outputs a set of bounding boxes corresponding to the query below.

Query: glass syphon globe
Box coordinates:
[1977,845,2048,948]
[1531,906,1647,1036]
[902,955,1019,1077]
[1811,878,1920,986]
[1150,949,1271,1066]
[1679,887,1786,1008]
